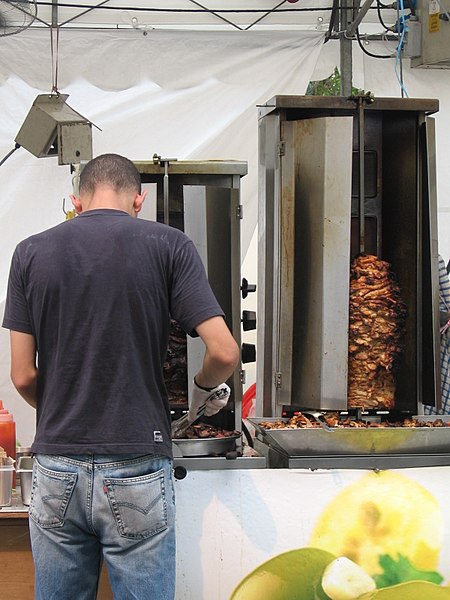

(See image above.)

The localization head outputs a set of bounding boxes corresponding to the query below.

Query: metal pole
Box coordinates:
[358,97,365,254]
[347,0,374,37]
[51,0,58,27]
[163,160,170,225]
[339,0,353,96]
[152,154,178,226]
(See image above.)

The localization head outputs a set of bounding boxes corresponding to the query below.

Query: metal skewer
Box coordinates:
[152,153,178,225]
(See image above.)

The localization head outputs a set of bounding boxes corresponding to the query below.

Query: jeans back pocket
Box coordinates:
[104,468,168,540]
[29,461,78,529]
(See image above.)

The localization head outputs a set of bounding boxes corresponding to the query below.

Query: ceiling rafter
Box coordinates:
[29,1,336,30]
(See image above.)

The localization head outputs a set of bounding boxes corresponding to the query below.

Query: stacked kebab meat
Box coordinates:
[348,254,407,410]
[163,320,188,408]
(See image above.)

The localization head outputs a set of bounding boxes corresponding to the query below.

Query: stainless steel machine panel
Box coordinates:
[278,117,353,410]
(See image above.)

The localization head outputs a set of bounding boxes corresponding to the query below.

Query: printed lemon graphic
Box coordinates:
[229,547,336,600]
[309,471,442,576]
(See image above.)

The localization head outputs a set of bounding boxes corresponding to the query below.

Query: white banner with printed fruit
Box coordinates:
[174,467,450,600]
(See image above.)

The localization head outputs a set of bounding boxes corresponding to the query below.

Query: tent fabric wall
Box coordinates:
[0,28,324,446]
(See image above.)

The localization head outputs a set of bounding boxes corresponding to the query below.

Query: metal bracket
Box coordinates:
[152,153,178,225]
[236,204,243,220]
[277,141,285,157]
[274,372,282,389]
[348,91,375,104]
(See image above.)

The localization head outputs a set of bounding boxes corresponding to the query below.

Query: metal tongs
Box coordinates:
[171,387,230,439]
[171,403,206,439]
[303,411,334,433]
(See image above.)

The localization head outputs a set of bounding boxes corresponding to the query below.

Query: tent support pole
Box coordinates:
[339,0,353,96]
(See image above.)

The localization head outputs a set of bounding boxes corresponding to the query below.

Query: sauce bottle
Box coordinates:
[0,406,16,488]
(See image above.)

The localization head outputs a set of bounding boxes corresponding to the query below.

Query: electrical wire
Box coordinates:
[356,29,395,58]
[0,143,21,167]
[324,0,339,42]
[376,0,395,31]
[395,0,409,97]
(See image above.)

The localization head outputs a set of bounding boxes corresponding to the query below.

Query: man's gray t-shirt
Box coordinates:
[2,209,224,457]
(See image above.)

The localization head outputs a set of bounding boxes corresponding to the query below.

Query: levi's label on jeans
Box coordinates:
[29,462,77,528]
[103,468,168,539]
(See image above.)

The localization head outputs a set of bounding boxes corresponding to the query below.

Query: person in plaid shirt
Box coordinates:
[424,254,450,415]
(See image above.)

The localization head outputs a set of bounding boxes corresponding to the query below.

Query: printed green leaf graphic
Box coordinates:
[373,554,444,588]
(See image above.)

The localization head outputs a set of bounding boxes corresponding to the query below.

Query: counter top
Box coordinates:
[0,490,28,519]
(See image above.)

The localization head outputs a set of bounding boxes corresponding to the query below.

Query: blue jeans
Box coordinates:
[29,454,176,600]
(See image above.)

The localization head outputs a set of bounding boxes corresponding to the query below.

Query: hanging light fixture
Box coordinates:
[15,93,93,165]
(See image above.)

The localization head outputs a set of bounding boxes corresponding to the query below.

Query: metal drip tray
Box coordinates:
[172,433,241,457]
[248,417,450,456]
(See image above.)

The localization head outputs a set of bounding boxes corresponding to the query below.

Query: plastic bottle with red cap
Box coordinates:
[0,400,16,487]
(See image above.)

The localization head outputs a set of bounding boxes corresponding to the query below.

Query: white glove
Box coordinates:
[188,380,231,423]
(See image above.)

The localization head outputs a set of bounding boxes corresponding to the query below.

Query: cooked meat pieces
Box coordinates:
[164,319,188,407]
[181,423,239,439]
[348,254,407,410]
[257,413,450,429]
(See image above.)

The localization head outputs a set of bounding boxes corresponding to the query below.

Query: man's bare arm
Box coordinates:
[194,316,240,388]
[10,330,38,409]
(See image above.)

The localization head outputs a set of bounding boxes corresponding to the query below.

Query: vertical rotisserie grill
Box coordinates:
[257,95,441,420]
[134,160,248,458]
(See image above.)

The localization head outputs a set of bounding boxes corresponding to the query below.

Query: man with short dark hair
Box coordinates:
[2,153,239,599]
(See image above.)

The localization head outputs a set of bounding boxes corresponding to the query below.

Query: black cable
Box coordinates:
[376,0,395,31]
[408,0,416,17]
[324,0,339,43]
[0,143,21,168]
[356,29,395,58]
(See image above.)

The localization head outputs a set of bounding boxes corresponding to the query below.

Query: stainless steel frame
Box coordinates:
[134,159,250,447]
[257,96,441,417]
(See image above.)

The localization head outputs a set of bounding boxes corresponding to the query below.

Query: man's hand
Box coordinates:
[188,381,231,423]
